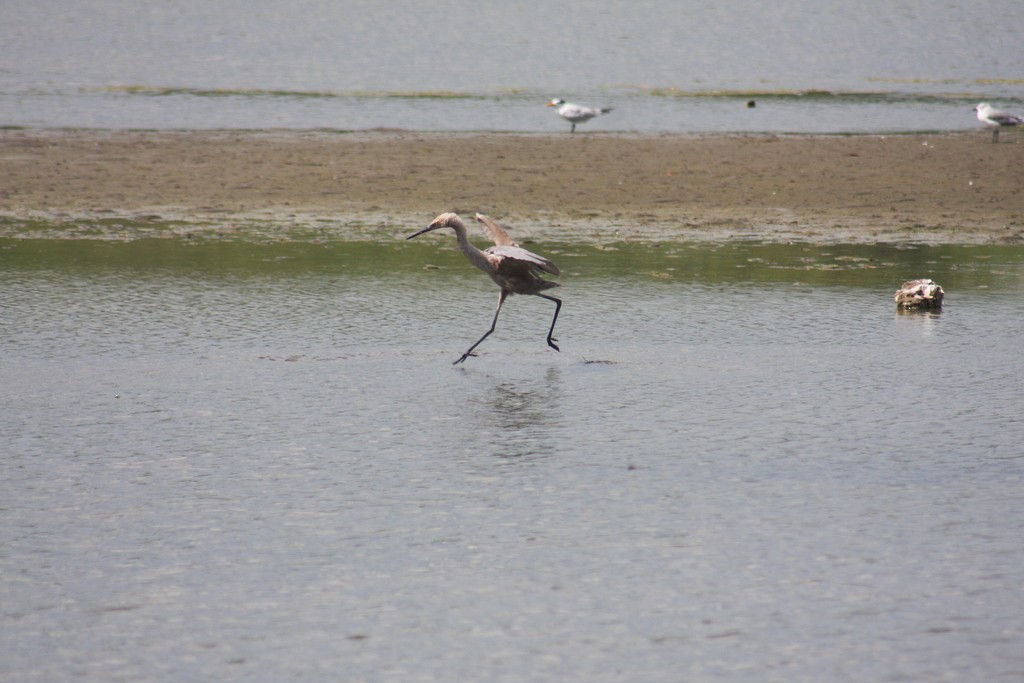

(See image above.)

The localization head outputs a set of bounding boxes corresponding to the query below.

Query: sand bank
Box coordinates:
[1,129,1022,243]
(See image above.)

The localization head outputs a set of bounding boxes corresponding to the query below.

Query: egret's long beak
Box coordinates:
[406,224,437,240]
[545,101,557,107]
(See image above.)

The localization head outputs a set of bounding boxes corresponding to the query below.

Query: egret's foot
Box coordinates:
[453,351,478,365]
[547,338,560,352]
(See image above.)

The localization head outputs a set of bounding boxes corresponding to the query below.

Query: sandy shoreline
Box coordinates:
[1,129,1022,243]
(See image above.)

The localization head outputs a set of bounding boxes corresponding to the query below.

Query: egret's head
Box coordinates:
[407,212,461,240]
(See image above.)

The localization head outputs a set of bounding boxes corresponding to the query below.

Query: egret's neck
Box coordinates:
[450,221,491,272]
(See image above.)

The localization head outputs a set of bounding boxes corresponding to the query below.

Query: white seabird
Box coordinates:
[546,99,613,133]
[974,102,1024,143]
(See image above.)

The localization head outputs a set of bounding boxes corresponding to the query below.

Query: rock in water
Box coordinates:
[894,279,944,310]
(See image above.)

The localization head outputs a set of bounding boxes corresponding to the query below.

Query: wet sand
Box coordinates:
[2,129,1022,243]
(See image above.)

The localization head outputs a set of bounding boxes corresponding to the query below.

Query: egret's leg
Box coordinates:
[454,290,507,365]
[538,293,562,352]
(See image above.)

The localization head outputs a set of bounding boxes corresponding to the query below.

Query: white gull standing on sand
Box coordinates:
[974,102,1024,143]
[546,99,613,133]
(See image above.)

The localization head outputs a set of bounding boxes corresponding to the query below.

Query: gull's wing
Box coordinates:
[474,212,517,247]
[561,103,596,119]
[486,245,560,276]
[558,103,612,120]
[991,110,1024,126]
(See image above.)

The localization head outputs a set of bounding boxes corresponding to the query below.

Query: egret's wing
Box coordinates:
[474,213,516,246]
[487,245,560,276]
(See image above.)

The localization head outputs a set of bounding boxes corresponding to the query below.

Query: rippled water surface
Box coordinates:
[2,238,1023,682]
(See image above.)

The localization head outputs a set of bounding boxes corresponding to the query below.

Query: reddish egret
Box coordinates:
[407,212,562,364]
[546,99,613,133]
[974,102,1023,143]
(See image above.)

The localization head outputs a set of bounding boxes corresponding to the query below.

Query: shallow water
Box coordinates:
[2,0,1023,133]
[2,237,1024,682]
